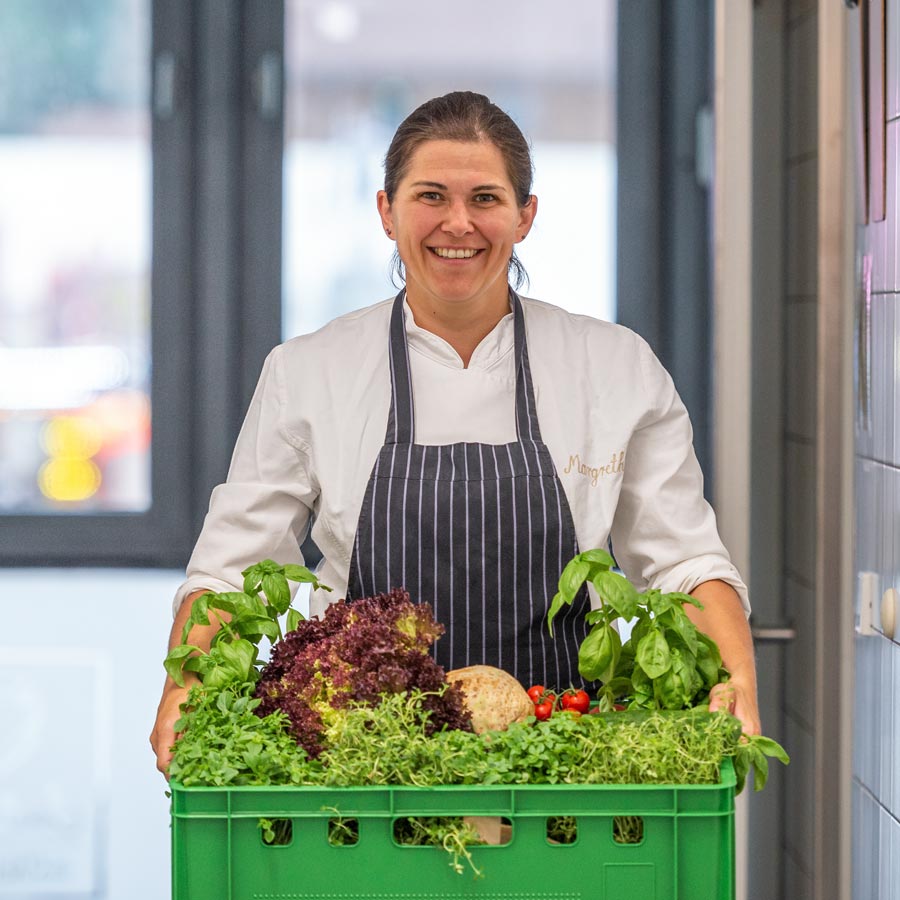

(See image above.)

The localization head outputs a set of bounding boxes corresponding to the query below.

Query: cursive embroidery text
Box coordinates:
[563,451,625,486]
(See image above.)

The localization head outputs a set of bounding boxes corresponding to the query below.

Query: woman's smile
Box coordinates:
[429,247,484,259]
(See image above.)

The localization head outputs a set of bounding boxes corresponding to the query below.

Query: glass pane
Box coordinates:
[283,1,616,339]
[0,0,151,513]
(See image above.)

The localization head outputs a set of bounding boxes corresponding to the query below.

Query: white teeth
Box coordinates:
[433,248,478,259]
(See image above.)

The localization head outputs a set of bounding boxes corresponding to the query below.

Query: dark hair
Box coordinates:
[383,91,533,289]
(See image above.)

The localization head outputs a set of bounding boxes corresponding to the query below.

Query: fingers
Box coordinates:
[707,682,736,713]
[708,681,761,736]
[149,721,174,779]
[151,684,189,779]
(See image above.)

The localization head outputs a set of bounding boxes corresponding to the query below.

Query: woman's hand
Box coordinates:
[150,588,221,777]
[150,681,191,777]
[708,675,761,736]
[685,579,761,736]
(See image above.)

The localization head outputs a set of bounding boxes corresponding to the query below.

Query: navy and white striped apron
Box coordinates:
[346,289,592,689]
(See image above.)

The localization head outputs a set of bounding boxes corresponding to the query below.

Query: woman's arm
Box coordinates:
[686,579,760,735]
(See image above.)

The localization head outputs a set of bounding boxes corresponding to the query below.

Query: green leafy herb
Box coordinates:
[168,683,322,786]
[164,560,330,690]
[547,551,725,712]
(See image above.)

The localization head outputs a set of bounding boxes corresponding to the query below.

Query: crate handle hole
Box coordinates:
[259,818,293,846]
[613,815,644,845]
[328,817,359,846]
[392,816,511,847]
[547,815,578,844]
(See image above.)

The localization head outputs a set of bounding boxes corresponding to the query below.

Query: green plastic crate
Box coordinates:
[170,758,735,899]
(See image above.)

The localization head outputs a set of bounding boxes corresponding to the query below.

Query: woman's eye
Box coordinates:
[474,193,497,203]
[419,191,442,201]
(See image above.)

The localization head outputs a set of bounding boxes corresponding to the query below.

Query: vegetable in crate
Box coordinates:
[445,665,533,733]
[547,547,730,713]
[254,588,472,757]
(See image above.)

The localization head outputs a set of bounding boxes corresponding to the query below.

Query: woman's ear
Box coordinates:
[377,190,394,239]
[515,194,538,242]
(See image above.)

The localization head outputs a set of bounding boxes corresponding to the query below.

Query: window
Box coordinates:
[0,0,196,565]
[282,0,618,338]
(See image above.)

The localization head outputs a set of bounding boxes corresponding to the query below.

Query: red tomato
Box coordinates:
[561,689,591,714]
[533,700,554,721]
[527,685,545,704]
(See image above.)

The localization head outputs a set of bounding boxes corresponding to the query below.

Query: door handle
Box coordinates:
[751,626,797,643]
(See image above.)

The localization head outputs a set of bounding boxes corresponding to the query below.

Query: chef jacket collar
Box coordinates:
[401,297,515,371]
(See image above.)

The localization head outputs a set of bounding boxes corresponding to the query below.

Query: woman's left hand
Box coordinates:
[708,675,761,736]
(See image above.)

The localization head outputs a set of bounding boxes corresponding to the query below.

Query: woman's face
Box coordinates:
[377,140,536,312]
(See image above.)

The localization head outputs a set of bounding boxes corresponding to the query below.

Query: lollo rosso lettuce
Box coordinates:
[254,588,473,757]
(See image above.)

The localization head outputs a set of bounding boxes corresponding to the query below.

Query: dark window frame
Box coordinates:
[1,0,284,568]
[616,0,714,485]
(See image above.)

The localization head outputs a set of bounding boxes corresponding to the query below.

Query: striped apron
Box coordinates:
[346,289,592,689]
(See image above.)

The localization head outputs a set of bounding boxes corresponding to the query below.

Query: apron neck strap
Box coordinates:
[385,288,543,445]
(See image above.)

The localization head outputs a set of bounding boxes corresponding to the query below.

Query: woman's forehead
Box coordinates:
[403,139,511,183]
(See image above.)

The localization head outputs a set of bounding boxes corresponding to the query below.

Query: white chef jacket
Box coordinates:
[175,295,750,620]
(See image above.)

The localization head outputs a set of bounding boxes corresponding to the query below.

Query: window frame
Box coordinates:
[0,0,285,568]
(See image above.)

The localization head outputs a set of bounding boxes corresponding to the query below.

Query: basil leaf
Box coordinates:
[218,591,267,617]
[163,644,205,687]
[283,564,318,584]
[656,669,684,709]
[557,558,591,600]
[286,608,304,634]
[661,608,700,656]
[749,746,770,792]
[648,591,678,616]
[695,642,720,688]
[635,629,671,679]
[232,615,282,642]
[666,590,704,611]
[697,631,723,669]
[262,573,292,614]
[578,624,621,683]
[592,570,639,619]
[546,591,566,636]
[578,547,615,568]
[750,735,791,766]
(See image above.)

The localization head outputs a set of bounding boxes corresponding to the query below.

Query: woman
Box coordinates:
[151,91,759,773]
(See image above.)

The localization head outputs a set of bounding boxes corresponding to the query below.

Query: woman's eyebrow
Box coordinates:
[410,180,507,192]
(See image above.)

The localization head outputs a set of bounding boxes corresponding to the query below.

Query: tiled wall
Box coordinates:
[781,3,818,895]
[853,0,900,895]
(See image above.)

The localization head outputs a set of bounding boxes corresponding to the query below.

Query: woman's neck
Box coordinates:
[405,286,511,368]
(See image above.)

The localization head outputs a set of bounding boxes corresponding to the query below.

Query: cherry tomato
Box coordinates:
[560,689,591,715]
[527,685,545,704]
[533,700,554,721]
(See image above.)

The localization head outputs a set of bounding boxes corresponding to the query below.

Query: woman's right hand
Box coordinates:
[151,589,217,777]
[150,680,191,777]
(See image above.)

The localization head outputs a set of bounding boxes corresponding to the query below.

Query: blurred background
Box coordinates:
[2,1,896,898]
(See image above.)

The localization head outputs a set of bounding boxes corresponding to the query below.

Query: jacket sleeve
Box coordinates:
[608,335,750,615]
[172,344,318,615]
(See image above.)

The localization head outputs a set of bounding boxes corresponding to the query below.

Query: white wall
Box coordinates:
[0,569,180,899]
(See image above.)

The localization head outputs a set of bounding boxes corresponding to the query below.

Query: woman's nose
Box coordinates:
[442,199,474,235]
